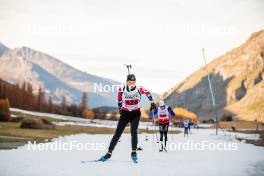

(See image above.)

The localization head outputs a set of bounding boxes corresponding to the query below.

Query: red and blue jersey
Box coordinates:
[153,106,175,124]
[183,119,189,128]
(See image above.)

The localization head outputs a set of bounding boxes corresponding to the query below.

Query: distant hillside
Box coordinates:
[160,30,264,122]
[0,45,121,108]
[0,44,159,108]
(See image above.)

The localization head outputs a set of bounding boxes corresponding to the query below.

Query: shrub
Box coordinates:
[82,109,94,119]
[10,116,24,122]
[0,99,11,121]
[174,107,198,122]
[42,118,54,126]
[20,118,43,129]
[20,118,55,129]
[231,125,236,132]
[110,111,119,120]
[221,113,233,121]
[208,119,215,124]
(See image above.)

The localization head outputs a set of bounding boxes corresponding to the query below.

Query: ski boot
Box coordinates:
[131,151,138,163]
[98,152,112,162]
[163,141,168,152]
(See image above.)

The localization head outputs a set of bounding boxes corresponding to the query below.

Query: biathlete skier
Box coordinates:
[153,100,175,152]
[99,74,156,162]
[183,119,189,137]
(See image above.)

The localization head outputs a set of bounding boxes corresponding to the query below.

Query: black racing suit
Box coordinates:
[108,110,141,152]
[108,85,153,153]
[159,123,169,143]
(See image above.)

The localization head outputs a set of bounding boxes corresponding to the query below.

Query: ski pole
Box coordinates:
[202,49,229,136]
[151,111,156,151]
[152,110,159,143]
[170,123,174,142]
[169,115,174,142]
[152,125,155,151]
[202,48,219,135]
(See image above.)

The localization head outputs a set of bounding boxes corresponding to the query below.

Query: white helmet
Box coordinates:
[159,100,165,107]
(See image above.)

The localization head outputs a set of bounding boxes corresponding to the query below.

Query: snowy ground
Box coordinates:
[11,108,91,122]
[1,129,264,176]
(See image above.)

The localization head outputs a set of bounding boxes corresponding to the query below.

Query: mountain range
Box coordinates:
[0,43,122,108]
[2,29,263,122]
[160,29,264,122]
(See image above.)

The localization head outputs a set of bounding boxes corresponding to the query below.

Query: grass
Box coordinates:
[8,110,180,137]
[0,110,181,149]
[210,120,264,146]
[0,122,115,141]
[244,131,264,146]
[0,121,180,149]
[213,120,264,130]
[0,121,179,140]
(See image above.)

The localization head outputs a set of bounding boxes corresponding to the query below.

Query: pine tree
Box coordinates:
[47,96,53,113]
[2,82,8,99]
[60,96,67,114]
[81,92,88,110]
[0,99,11,121]
[69,104,80,117]
[21,82,27,109]
[37,87,45,111]
[26,83,34,110]
[80,92,88,118]
[0,80,3,99]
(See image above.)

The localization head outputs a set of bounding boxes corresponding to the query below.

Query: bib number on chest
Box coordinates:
[125,99,139,106]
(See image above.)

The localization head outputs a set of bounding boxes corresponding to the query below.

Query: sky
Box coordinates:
[0,0,263,94]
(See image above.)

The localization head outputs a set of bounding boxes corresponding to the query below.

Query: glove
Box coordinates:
[150,102,157,111]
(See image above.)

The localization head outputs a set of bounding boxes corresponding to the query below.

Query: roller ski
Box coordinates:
[159,143,168,152]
